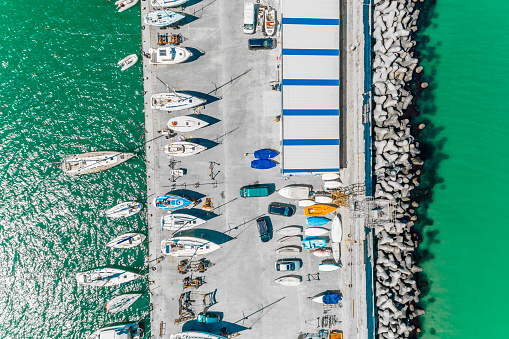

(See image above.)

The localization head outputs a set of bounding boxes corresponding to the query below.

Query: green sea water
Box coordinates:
[415,0,509,337]
[0,0,147,338]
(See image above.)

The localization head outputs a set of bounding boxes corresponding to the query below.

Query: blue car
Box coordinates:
[268,202,296,217]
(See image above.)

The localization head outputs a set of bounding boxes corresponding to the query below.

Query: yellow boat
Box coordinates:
[304,204,337,216]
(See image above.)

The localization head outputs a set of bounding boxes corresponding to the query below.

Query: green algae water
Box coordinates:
[0,1,147,337]
[415,0,509,337]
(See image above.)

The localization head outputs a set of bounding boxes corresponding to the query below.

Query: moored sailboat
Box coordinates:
[61,151,136,175]
[106,233,146,249]
[76,267,141,287]
[102,201,142,219]
[105,293,143,313]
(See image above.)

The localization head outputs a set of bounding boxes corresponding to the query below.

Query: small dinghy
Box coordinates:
[278,185,311,200]
[152,92,205,111]
[315,195,333,204]
[115,0,138,12]
[167,115,209,132]
[276,245,302,254]
[276,225,303,236]
[161,212,206,231]
[117,53,138,71]
[144,10,184,27]
[76,267,141,287]
[89,322,142,339]
[274,275,302,286]
[149,46,192,64]
[277,235,302,246]
[322,173,340,181]
[264,7,276,36]
[62,151,136,175]
[313,247,332,257]
[164,141,206,157]
[331,214,343,243]
[332,242,340,262]
[107,233,145,249]
[254,148,278,159]
[304,204,337,216]
[151,0,188,7]
[319,262,341,272]
[102,201,142,219]
[251,159,276,169]
[305,227,329,236]
[302,236,326,249]
[306,217,331,226]
[324,180,342,189]
[153,194,194,211]
[299,199,315,207]
[311,291,342,304]
[161,236,221,257]
[106,293,142,313]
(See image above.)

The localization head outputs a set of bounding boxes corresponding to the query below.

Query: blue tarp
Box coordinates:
[323,292,342,304]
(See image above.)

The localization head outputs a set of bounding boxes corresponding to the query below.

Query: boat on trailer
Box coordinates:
[88,322,142,339]
[105,293,143,314]
[106,233,146,249]
[102,201,142,219]
[61,151,136,175]
[161,212,206,231]
[149,46,192,64]
[152,92,205,111]
[144,10,184,27]
[76,267,141,287]
[161,236,221,257]
[167,115,209,132]
[163,141,206,157]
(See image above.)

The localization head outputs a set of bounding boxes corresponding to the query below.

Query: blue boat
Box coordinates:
[254,149,278,159]
[306,217,331,226]
[302,236,326,249]
[251,159,277,169]
[153,194,193,211]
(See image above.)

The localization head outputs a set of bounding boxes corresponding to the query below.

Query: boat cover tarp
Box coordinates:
[323,292,341,304]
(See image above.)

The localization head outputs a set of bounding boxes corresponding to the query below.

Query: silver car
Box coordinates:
[275,258,302,271]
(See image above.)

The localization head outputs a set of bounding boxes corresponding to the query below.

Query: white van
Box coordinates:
[243,2,256,34]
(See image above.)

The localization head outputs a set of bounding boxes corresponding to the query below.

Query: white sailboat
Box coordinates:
[274,275,302,286]
[149,46,192,64]
[167,115,209,132]
[61,151,136,175]
[117,54,138,71]
[276,225,303,236]
[161,236,221,257]
[144,10,184,27]
[151,0,188,7]
[170,332,227,339]
[105,293,143,313]
[152,92,205,111]
[76,268,141,287]
[102,201,142,219]
[106,233,146,249]
[115,0,138,12]
[278,185,311,200]
[163,141,206,157]
[88,322,142,339]
[161,213,206,231]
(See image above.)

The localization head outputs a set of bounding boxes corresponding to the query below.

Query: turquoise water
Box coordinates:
[0,1,147,338]
[415,0,509,337]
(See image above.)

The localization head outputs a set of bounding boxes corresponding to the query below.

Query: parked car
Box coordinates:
[268,202,296,217]
[256,216,272,242]
[248,38,277,50]
[197,312,221,323]
[239,184,271,198]
[275,258,302,271]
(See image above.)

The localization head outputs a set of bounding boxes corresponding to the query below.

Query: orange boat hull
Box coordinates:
[304,204,337,216]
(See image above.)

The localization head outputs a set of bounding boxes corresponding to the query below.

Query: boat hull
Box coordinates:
[264,8,276,36]
[149,46,192,64]
[321,173,340,181]
[313,248,332,257]
[144,10,184,27]
[106,293,143,313]
[62,152,135,175]
[76,267,141,287]
[276,235,303,246]
[164,141,207,157]
[315,195,333,204]
[324,180,342,189]
[276,225,303,236]
[331,214,342,243]
[306,217,330,226]
[298,199,315,207]
[103,201,142,219]
[151,0,188,7]
[117,53,138,70]
[254,148,278,159]
[161,236,221,257]
[251,159,277,169]
[304,204,337,216]
[278,185,311,200]
[302,236,326,249]
[89,322,142,339]
[161,213,206,231]
[332,242,340,262]
[116,0,139,12]
[107,233,146,249]
[319,262,341,272]
[305,227,329,236]
[167,115,209,131]
[274,275,302,286]
[153,195,193,211]
[152,92,206,111]
[275,245,302,254]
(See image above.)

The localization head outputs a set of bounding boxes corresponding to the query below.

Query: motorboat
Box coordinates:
[331,214,342,243]
[144,10,184,27]
[264,7,276,36]
[153,194,194,211]
[88,322,142,339]
[306,217,330,226]
[276,235,302,246]
[315,195,333,204]
[275,245,302,254]
[102,201,142,219]
[304,204,337,216]
[332,242,340,262]
[115,0,138,12]
[313,247,332,257]
[310,291,342,304]
[255,5,265,33]
[151,0,188,7]
[254,148,278,159]
[274,275,302,286]
[319,262,341,272]
[167,115,209,132]
[324,180,342,189]
[322,173,340,181]
[149,46,192,64]
[298,199,315,207]
[161,212,206,231]
[117,54,138,71]
[305,227,329,236]
[276,225,302,236]
[152,92,205,111]
[61,151,136,175]
[76,267,141,287]
[302,236,326,249]
[161,236,221,257]
[163,141,206,157]
[170,332,227,339]
[105,293,143,313]
[278,185,311,200]
[251,159,276,169]
[107,233,146,249]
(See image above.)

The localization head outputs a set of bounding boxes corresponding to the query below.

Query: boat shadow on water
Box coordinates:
[174,228,234,245]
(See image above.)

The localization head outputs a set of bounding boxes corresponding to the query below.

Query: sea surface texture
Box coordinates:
[415,0,509,338]
[0,1,146,338]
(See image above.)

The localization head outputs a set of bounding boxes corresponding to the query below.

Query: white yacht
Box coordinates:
[151,0,188,7]
[170,331,227,339]
[167,115,209,132]
[144,10,184,27]
[161,213,206,231]
[163,141,206,157]
[105,293,143,314]
[161,236,221,257]
[106,233,146,249]
[61,151,135,175]
[76,267,141,287]
[88,322,142,339]
[151,92,205,111]
[102,201,142,219]
[149,46,192,64]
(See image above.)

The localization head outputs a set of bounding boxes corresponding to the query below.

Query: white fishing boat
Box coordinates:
[151,0,188,7]
[107,233,146,249]
[298,199,315,207]
[255,5,265,33]
[152,92,205,111]
[167,115,209,132]
[144,10,184,27]
[105,293,143,314]
[61,151,136,175]
[332,242,340,262]
[331,214,342,243]
[313,247,332,257]
[276,235,302,246]
[315,195,333,204]
[276,225,303,236]
[117,54,138,71]
[305,227,330,236]
[149,46,192,64]
[319,262,341,272]
[324,180,342,189]
[161,213,206,231]
[115,0,138,12]
[88,322,142,339]
[102,201,142,219]
[76,267,141,287]
[161,236,221,257]
[274,275,302,286]
[264,7,276,36]
[275,245,302,254]
[322,173,340,181]
[278,185,311,200]
[163,141,206,157]
[170,332,227,339]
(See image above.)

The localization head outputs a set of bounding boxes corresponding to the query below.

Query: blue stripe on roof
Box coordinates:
[283,139,340,146]
[283,109,340,116]
[283,168,340,173]
[282,49,339,56]
[282,79,339,86]
[282,18,340,26]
